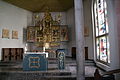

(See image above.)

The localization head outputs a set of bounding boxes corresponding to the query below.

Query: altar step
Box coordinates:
[0,62,97,80]
[48,58,76,64]
[0,69,75,80]
[48,58,95,66]
[85,59,96,66]
[0,71,95,80]
[0,59,95,70]
[0,61,22,66]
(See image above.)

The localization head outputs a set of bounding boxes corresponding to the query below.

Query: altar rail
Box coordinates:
[2,48,24,61]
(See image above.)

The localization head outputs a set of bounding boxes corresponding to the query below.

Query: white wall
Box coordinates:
[66,4,94,58]
[114,1,120,79]
[0,1,33,60]
[115,0,120,68]
[107,0,120,70]
[66,0,94,58]
[83,0,94,59]
[66,8,76,56]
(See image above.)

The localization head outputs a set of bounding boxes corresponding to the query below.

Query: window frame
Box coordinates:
[93,0,110,65]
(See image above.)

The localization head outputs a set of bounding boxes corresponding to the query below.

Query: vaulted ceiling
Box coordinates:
[2,0,74,12]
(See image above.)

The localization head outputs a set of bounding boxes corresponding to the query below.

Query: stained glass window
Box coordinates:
[96,38,100,59]
[94,0,110,63]
[99,36,107,62]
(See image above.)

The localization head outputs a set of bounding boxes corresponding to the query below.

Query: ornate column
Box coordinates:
[74,0,85,80]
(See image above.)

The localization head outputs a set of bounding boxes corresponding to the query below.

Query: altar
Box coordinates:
[23,52,48,71]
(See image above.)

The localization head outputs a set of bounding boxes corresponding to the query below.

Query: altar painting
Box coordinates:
[27,26,35,42]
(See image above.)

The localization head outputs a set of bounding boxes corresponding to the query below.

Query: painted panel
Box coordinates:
[60,26,68,41]
[51,25,60,42]
[27,26,35,42]
[57,49,65,70]
[35,26,43,42]
[23,54,48,71]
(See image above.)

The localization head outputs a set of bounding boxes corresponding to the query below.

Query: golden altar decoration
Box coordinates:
[27,10,68,47]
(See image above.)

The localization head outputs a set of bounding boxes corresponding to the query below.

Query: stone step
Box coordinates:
[0,60,95,68]
[0,61,22,67]
[0,61,95,67]
[85,59,94,63]
[85,60,96,66]
[0,70,72,78]
[85,63,95,66]
[48,59,76,64]
[85,77,94,80]
[0,67,22,71]
[0,71,95,80]
[0,75,76,80]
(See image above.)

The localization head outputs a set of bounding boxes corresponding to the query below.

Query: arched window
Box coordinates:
[93,0,110,64]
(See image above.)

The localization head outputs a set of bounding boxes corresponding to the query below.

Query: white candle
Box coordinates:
[43,47,45,52]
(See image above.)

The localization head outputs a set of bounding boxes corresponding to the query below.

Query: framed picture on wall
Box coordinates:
[12,30,18,39]
[27,26,35,42]
[60,26,68,41]
[2,29,9,39]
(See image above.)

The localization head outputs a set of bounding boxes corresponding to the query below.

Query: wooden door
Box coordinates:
[10,48,16,61]
[85,47,88,60]
[3,48,10,61]
[72,47,76,59]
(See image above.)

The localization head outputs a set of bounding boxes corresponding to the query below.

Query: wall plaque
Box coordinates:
[12,30,18,39]
[60,26,68,41]
[2,29,9,38]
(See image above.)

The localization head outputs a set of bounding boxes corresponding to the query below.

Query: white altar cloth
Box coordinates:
[26,52,48,58]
